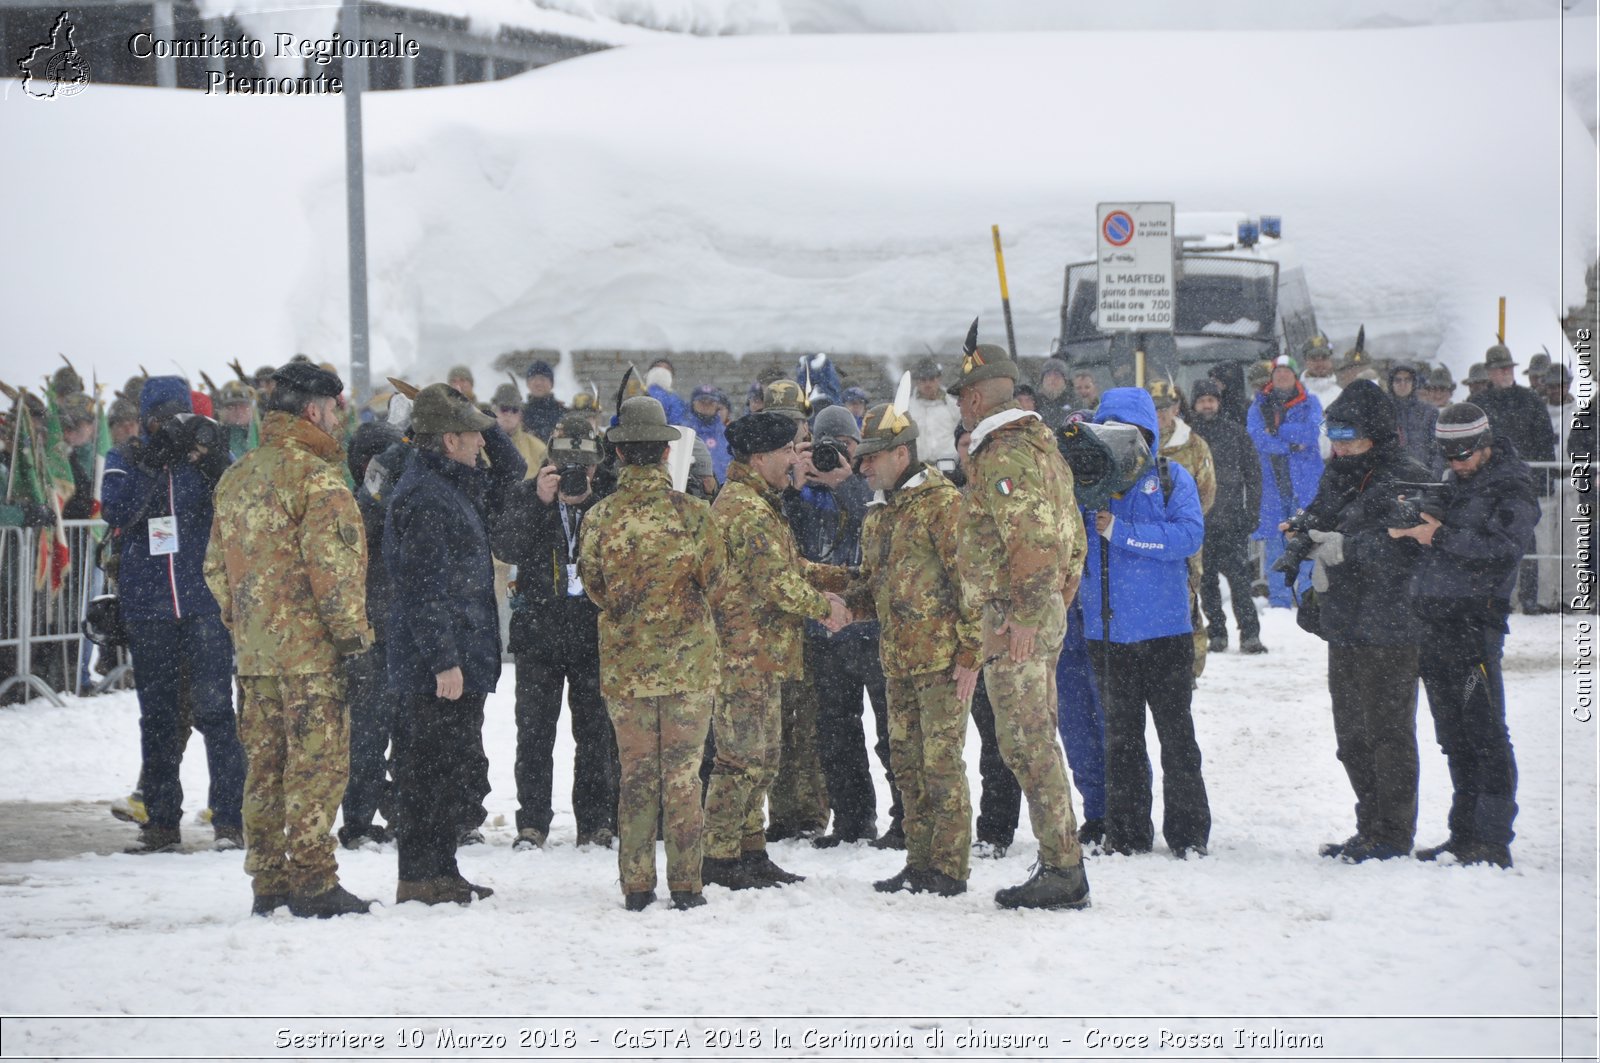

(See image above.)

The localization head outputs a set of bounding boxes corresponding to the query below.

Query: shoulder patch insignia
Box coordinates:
[995,478,1013,496]
[1141,478,1159,494]
[339,522,359,546]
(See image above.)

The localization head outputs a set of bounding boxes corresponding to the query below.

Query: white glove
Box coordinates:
[1307,529,1345,567]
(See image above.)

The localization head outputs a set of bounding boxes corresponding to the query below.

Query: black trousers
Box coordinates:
[1200,526,1260,641]
[393,691,489,881]
[1418,609,1518,846]
[513,613,618,836]
[1327,642,1420,849]
[969,673,1021,846]
[1089,634,1211,852]
[341,642,395,832]
[813,634,901,833]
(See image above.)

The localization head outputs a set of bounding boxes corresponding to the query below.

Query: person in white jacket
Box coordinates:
[906,357,962,471]
[1299,335,1342,460]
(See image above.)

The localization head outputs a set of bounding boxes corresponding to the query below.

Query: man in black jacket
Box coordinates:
[1475,344,1556,615]
[492,416,620,851]
[1190,379,1265,654]
[1390,403,1539,869]
[520,360,567,442]
[385,383,526,905]
[1300,381,1434,863]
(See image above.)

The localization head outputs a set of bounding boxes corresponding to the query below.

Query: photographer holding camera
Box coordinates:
[102,375,245,854]
[492,415,619,852]
[1291,380,1434,864]
[1387,402,1539,869]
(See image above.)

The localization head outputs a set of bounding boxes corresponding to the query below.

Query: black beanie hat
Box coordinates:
[726,411,798,459]
[1190,378,1223,403]
[1324,379,1397,444]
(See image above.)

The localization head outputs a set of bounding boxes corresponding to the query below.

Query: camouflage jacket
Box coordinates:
[712,462,848,682]
[205,412,372,675]
[1160,418,1217,515]
[579,464,723,698]
[958,406,1087,632]
[846,466,980,678]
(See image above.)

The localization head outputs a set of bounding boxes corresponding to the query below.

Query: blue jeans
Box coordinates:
[1055,598,1106,822]
[125,614,245,830]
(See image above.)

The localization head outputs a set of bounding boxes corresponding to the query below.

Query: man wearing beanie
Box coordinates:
[1293,380,1433,864]
[1389,402,1538,868]
[520,360,566,441]
[703,411,852,891]
[1189,377,1265,654]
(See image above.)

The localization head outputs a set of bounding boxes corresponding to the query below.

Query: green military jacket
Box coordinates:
[711,462,847,682]
[579,464,724,699]
[957,406,1087,633]
[847,465,980,679]
[205,411,371,676]
[1160,418,1217,515]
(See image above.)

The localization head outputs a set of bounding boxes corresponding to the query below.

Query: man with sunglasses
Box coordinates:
[1389,403,1540,869]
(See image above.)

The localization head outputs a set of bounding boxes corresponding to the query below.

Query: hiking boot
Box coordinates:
[919,870,968,897]
[1415,836,1467,862]
[623,890,657,912]
[396,878,474,905]
[513,828,546,852]
[1240,636,1268,655]
[125,826,183,854]
[1077,818,1105,846]
[869,823,906,851]
[449,874,494,900]
[701,855,775,891]
[741,849,805,884]
[338,823,392,850]
[250,893,289,916]
[110,791,148,825]
[1101,835,1152,856]
[457,827,485,846]
[213,825,245,851]
[670,890,708,910]
[576,828,615,849]
[1207,633,1228,652]
[1457,842,1513,869]
[1339,837,1408,864]
[873,866,921,893]
[1319,834,1362,859]
[972,839,1010,860]
[994,862,1091,911]
[288,883,372,918]
[1172,844,1209,860]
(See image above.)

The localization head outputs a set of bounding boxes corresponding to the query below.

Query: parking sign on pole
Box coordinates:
[1095,202,1176,333]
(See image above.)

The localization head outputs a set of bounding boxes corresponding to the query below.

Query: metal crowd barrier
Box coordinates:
[0,518,120,707]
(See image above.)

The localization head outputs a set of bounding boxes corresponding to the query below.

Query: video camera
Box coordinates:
[146,412,223,467]
[1056,419,1151,511]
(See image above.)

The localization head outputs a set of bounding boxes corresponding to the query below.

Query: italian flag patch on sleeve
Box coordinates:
[995,478,1013,496]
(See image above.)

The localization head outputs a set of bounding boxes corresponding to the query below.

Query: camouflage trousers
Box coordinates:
[607,690,714,894]
[237,672,349,897]
[981,603,1084,869]
[767,654,830,835]
[887,668,972,881]
[1189,555,1207,679]
[702,678,782,859]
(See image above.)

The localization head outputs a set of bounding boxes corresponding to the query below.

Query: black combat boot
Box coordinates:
[869,821,906,851]
[288,883,373,918]
[1207,632,1228,652]
[872,866,921,893]
[250,893,290,916]
[1457,842,1513,869]
[396,878,473,905]
[1415,835,1468,862]
[1339,837,1407,864]
[623,890,657,911]
[670,891,708,910]
[741,849,805,884]
[994,862,1091,911]
[813,820,876,848]
[1077,819,1105,846]
[125,826,183,854]
[1239,636,1268,655]
[449,874,494,900]
[1319,834,1363,859]
[918,870,967,897]
[702,856,775,891]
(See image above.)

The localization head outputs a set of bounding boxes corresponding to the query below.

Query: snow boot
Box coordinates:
[577,828,615,849]
[623,890,657,912]
[1457,842,1513,869]
[513,827,546,852]
[1339,837,1407,864]
[288,884,372,918]
[972,839,1009,860]
[994,862,1091,911]
[125,826,182,854]
[396,878,474,905]
[1077,818,1105,846]
[872,865,921,894]
[741,849,804,884]
[250,893,289,916]
[110,791,148,825]
[1207,633,1228,653]
[670,890,708,910]
[813,820,876,848]
[869,821,906,851]
[1240,636,1268,655]
[213,825,244,851]
[1415,835,1467,862]
[919,870,967,897]
[701,855,774,891]
[457,827,485,846]
[1319,834,1362,859]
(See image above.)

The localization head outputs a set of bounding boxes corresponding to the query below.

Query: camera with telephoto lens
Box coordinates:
[557,463,590,497]
[810,438,847,474]
[147,413,223,466]
[1385,482,1449,529]
[1273,510,1322,580]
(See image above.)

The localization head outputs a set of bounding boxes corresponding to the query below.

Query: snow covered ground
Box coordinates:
[1,607,1592,1059]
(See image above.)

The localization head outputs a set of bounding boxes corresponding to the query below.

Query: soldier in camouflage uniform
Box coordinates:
[578,397,724,911]
[847,403,981,896]
[703,410,852,890]
[205,362,375,918]
[950,339,1093,910]
[1150,380,1217,679]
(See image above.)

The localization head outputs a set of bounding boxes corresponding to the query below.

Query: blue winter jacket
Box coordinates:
[1247,381,1324,537]
[648,384,690,428]
[101,376,229,622]
[1080,388,1206,643]
[689,409,731,482]
[384,427,525,695]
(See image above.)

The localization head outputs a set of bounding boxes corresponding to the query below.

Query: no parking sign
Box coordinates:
[1095,202,1175,332]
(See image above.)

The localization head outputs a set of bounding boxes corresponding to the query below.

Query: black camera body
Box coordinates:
[811,439,847,474]
[1385,482,1449,529]
[557,463,591,497]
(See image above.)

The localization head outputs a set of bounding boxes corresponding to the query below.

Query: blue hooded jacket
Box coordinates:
[689,408,731,482]
[1080,388,1205,644]
[101,376,230,621]
[1247,379,1324,536]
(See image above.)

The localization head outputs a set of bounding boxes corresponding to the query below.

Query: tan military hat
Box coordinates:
[490,383,523,409]
[1146,378,1181,410]
[1336,346,1373,374]
[764,380,810,421]
[411,383,494,434]
[550,414,605,465]
[217,380,255,407]
[1466,362,1489,382]
[607,396,680,443]
[571,390,600,412]
[1247,360,1272,389]
[1300,333,1334,361]
[57,392,94,427]
[1425,364,1457,393]
[855,402,918,457]
[945,343,1018,396]
[1524,351,1551,381]
[1483,343,1516,369]
[447,364,475,384]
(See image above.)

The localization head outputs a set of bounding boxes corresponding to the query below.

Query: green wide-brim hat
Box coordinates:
[411,383,495,434]
[946,343,1019,395]
[607,396,680,443]
[855,403,919,457]
[1484,344,1516,369]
